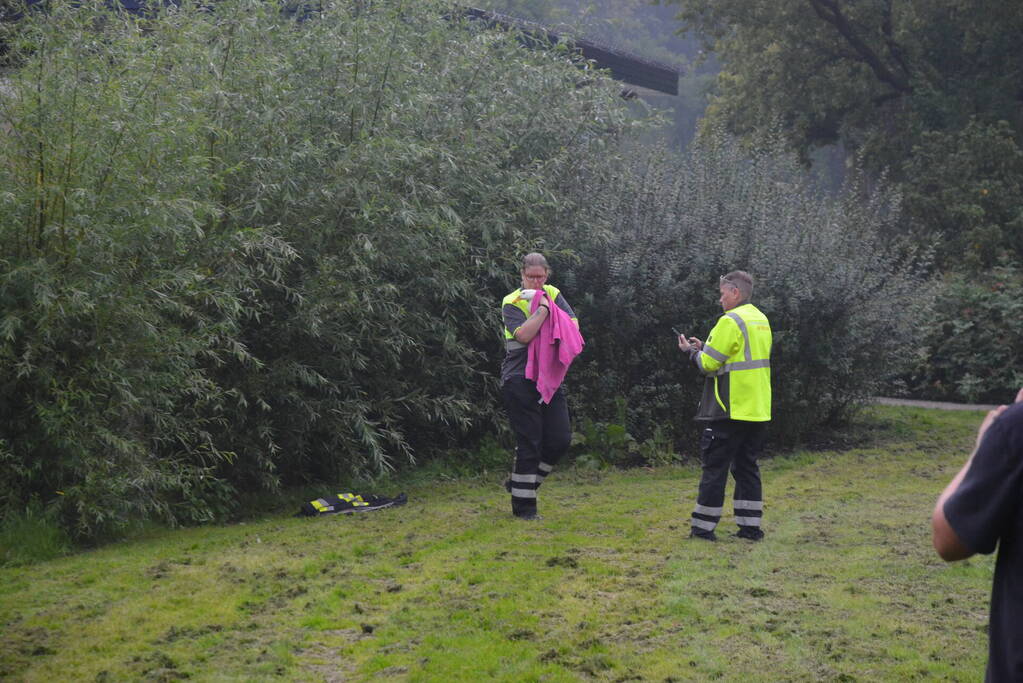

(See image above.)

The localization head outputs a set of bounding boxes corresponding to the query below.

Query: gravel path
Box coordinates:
[872,397,999,412]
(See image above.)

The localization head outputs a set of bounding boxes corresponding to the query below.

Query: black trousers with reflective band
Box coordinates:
[691,419,766,534]
[501,377,571,516]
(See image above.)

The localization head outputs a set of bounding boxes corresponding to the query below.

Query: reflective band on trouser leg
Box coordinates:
[510,455,540,514]
[510,472,539,499]
[502,378,545,516]
[536,461,553,487]
[734,499,762,528]
[731,421,766,530]
[692,503,723,532]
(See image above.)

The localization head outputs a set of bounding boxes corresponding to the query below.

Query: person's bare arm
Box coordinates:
[513,297,550,344]
[932,390,1023,560]
[932,461,979,561]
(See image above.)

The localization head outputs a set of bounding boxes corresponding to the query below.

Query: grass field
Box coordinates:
[0,406,997,681]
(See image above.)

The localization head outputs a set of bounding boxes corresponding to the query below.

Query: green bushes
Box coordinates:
[564,134,934,447]
[0,499,70,566]
[903,120,1023,270]
[1,1,293,535]
[0,0,935,541]
[909,266,1023,403]
[0,0,631,538]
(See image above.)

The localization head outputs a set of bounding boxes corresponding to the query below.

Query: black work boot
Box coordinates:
[514,512,542,521]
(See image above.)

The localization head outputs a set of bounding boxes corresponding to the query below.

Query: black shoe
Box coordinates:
[689,529,717,542]
[514,513,542,521]
[736,527,764,541]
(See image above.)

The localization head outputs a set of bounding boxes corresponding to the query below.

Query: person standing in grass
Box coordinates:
[676,271,772,541]
[500,252,581,521]
[932,388,1023,682]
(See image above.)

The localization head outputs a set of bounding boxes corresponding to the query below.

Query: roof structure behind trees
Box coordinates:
[461,7,680,96]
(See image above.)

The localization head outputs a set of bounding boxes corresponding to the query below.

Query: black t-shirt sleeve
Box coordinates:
[553,293,576,319]
[944,406,1023,555]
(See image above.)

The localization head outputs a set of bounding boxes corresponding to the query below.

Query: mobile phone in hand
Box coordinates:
[672,327,683,338]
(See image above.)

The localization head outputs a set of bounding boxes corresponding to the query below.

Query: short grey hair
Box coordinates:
[720,270,753,302]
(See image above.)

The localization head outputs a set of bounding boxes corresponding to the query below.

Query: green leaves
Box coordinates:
[564,130,934,446]
[910,266,1023,403]
[904,119,1023,269]
[0,0,633,538]
[669,0,1023,269]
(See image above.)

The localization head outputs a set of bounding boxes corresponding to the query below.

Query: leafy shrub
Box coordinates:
[903,119,1023,271]
[908,265,1023,403]
[569,398,682,469]
[0,0,633,538]
[570,399,639,469]
[562,131,935,446]
[0,498,70,566]
[0,1,295,536]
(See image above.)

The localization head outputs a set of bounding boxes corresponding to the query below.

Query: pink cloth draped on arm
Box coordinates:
[524,290,584,404]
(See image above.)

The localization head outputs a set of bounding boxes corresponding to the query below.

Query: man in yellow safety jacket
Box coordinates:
[676,270,772,541]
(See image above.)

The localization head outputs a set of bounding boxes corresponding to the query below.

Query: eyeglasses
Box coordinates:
[719,275,737,288]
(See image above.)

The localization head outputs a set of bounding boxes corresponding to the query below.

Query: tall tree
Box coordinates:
[670,0,1023,269]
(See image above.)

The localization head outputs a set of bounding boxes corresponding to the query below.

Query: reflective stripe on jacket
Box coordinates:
[693,303,772,422]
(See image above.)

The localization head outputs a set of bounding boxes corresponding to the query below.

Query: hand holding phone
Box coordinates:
[675,327,703,352]
[673,327,690,353]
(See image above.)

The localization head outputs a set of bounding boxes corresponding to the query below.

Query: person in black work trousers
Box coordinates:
[499,253,579,521]
[676,271,772,541]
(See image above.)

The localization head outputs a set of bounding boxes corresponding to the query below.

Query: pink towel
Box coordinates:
[525,291,584,404]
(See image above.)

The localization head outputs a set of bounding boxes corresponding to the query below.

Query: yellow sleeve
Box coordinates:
[698,317,740,373]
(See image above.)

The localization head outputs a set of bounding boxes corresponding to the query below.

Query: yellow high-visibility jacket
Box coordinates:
[692,303,772,422]
[502,284,569,340]
[500,284,578,385]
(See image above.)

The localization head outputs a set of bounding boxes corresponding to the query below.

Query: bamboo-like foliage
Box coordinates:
[0,0,631,537]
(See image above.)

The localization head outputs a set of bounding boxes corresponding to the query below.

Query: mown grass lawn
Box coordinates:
[1,406,996,681]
